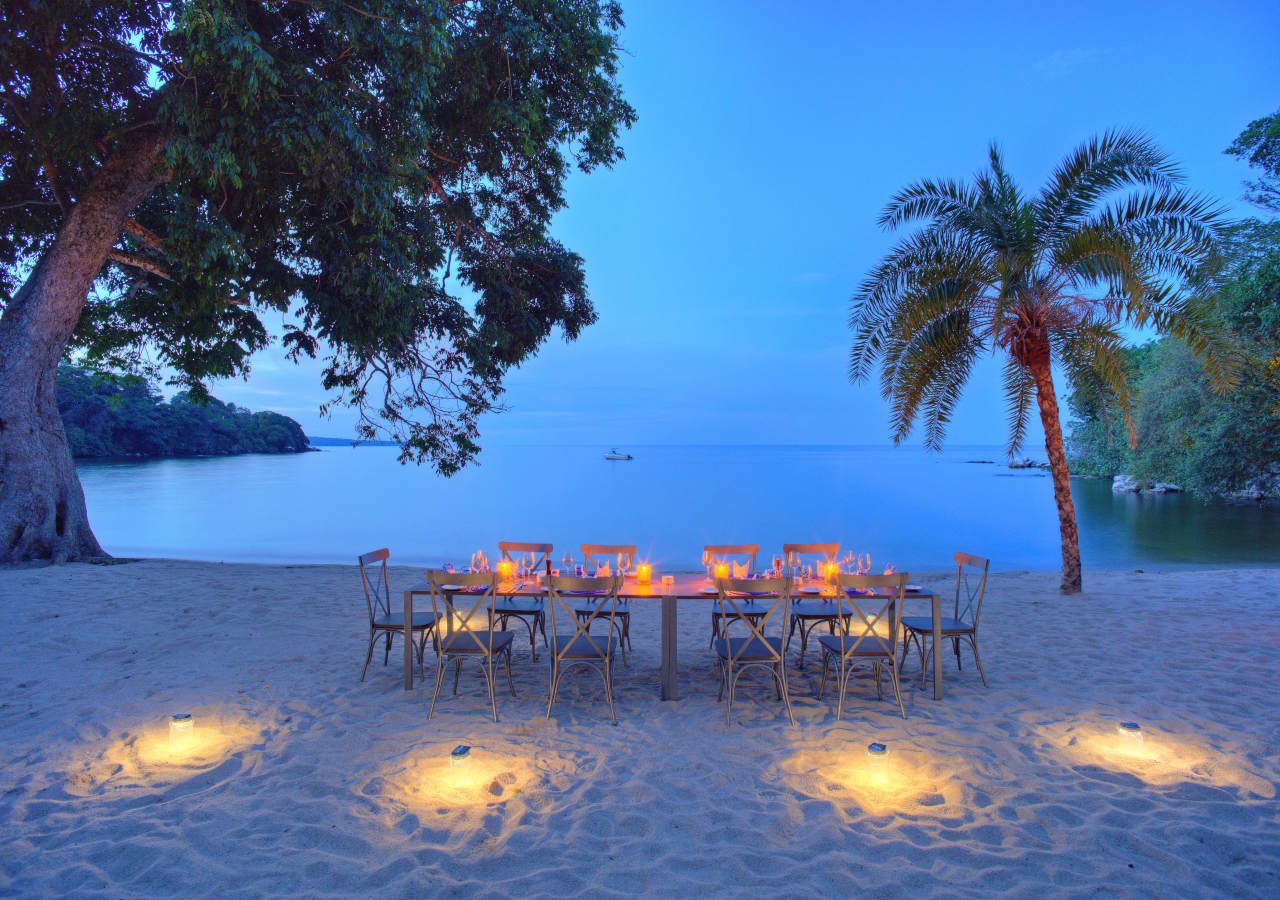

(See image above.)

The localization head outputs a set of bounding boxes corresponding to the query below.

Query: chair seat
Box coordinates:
[817,634,894,656]
[551,634,618,658]
[714,636,784,661]
[495,596,544,614]
[791,601,847,618]
[440,631,515,654]
[573,600,629,615]
[901,616,973,634]
[373,612,436,629]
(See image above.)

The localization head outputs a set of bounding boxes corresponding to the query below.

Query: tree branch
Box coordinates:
[107,250,172,280]
[122,218,165,251]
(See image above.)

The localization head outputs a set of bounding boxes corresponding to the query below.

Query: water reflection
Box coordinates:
[77,445,1280,571]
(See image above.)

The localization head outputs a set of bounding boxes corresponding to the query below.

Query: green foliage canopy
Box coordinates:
[1226,108,1280,212]
[1068,221,1280,495]
[1,0,635,473]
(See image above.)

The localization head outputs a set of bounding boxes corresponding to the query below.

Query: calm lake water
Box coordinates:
[77,444,1280,572]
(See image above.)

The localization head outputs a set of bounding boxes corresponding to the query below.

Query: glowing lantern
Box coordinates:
[1117,721,1143,747]
[450,744,471,767]
[496,559,516,583]
[636,563,652,585]
[823,562,840,584]
[713,562,729,581]
[865,741,889,788]
[169,713,194,747]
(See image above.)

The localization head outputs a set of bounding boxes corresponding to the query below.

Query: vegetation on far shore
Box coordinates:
[58,365,310,460]
[1067,111,1280,501]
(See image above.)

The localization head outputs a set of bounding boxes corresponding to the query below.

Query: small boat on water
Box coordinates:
[604,448,633,461]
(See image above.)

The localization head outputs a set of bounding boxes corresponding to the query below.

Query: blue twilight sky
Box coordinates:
[211,0,1280,451]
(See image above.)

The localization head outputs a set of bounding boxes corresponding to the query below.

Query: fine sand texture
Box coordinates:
[1,561,1278,897]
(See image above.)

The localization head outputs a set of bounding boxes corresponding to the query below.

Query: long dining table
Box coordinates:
[401,574,946,701]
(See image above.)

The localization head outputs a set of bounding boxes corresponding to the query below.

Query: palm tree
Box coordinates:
[849,132,1231,593]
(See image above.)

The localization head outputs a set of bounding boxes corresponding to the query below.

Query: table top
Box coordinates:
[404,573,937,601]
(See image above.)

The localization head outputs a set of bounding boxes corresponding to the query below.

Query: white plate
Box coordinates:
[699,587,718,595]
[905,583,923,592]
[801,587,824,595]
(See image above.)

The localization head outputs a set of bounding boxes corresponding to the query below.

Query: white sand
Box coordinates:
[1,561,1278,896]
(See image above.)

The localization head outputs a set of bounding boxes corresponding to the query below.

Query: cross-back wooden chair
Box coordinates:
[713,576,795,726]
[358,549,435,682]
[494,541,552,660]
[545,574,624,724]
[783,542,841,668]
[817,572,908,720]
[703,544,761,645]
[426,570,515,722]
[901,552,990,688]
[575,543,637,659]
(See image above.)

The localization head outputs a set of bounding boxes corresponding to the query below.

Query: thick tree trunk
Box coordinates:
[0,129,167,564]
[1027,348,1083,594]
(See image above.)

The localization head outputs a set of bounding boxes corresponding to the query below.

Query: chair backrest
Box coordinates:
[703,544,759,577]
[426,569,499,653]
[358,548,391,624]
[545,574,623,660]
[714,576,792,666]
[581,544,637,575]
[834,572,908,657]
[783,542,838,578]
[499,541,554,575]
[953,552,990,629]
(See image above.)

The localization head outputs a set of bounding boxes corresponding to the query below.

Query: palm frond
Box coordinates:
[877,178,982,231]
[1036,129,1182,244]
[1001,357,1035,455]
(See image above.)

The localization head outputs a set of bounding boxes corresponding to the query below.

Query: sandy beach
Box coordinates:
[1,560,1277,897]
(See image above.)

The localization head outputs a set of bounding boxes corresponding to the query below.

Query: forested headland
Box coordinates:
[1067,113,1280,505]
[58,365,311,460]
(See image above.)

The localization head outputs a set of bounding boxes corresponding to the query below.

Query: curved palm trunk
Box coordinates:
[0,128,166,563]
[1026,349,1083,593]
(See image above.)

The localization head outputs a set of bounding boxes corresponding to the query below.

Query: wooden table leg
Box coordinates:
[931,592,943,700]
[660,594,679,700]
[403,590,414,691]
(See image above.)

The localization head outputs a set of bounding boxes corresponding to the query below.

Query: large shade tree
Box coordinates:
[0,0,635,562]
[848,133,1230,593]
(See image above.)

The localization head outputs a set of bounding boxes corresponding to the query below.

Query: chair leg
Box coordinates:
[874,661,883,700]
[953,635,962,671]
[546,662,561,718]
[835,660,847,722]
[724,664,735,726]
[817,651,830,700]
[798,621,809,669]
[916,632,928,690]
[602,659,618,725]
[484,659,499,723]
[383,631,392,666]
[716,659,726,702]
[968,634,988,687]
[505,648,517,697]
[889,659,906,719]
[452,657,463,695]
[524,615,538,661]
[360,632,378,682]
[776,662,795,726]
[428,654,448,719]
